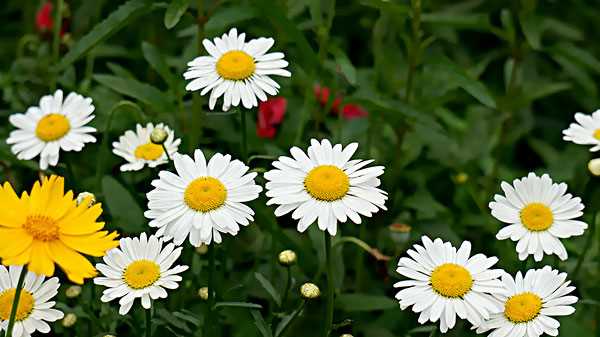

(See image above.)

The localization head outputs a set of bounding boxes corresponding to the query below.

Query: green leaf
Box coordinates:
[141,41,178,89]
[274,303,304,337]
[429,57,496,108]
[336,294,397,312]
[101,176,145,233]
[525,82,571,102]
[213,302,263,310]
[330,47,357,85]
[250,310,273,337]
[552,42,600,75]
[254,272,282,307]
[421,12,491,30]
[58,0,153,70]
[164,0,189,29]
[205,5,257,33]
[93,74,174,112]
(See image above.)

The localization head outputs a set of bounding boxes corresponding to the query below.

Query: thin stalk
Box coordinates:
[145,307,152,337]
[161,144,172,162]
[572,211,597,279]
[281,266,292,308]
[429,326,439,337]
[323,233,334,337]
[5,266,27,337]
[50,0,64,91]
[240,108,248,162]
[205,244,217,335]
[190,0,206,151]
[405,0,421,103]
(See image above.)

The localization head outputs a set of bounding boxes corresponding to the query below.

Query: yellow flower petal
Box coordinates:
[48,241,97,285]
[26,242,55,277]
[58,203,104,235]
[60,230,120,257]
[0,182,27,227]
[0,228,32,258]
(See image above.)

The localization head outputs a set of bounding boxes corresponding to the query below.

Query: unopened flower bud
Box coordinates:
[389,223,411,245]
[198,287,209,300]
[103,335,116,337]
[300,283,320,299]
[340,334,354,337]
[195,244,208,255]
[150,127,168,145]
[278,249,297,266]
[62,313,77,327]
[65,285,82,298]
[588,159,600,176]
[453,172,469,184]
[76,192,95,207]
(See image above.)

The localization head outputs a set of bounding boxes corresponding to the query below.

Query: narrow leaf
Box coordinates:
[335,294,397,312]
[142,41,178,88]
[101,176,145,233]
[251,310,273,337]
[93,74,174,112]
[164,0,189,29]
[213,302,263,310]
[254,272,282,307]
[205,5,257,33]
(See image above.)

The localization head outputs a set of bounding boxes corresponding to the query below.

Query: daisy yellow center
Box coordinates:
[504,292,542,323]
[134,142,164,161]
[216,50,256,80]
[0,289,34,321]
[184,177,227,212]
[23,215,59,242]
[304,165,350,201]
[520,203,553,231]
[123,260,161,289]
[594,129,600,140]
[430,263,473,298]
[36,113,70,141]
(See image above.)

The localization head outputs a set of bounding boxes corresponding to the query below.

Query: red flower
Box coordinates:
[341,104,368,119]
[314,85,341,112]
[314,84,368,120]
[257,97,287,138]
[36,2,54,32]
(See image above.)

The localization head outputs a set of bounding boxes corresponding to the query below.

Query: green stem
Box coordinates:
[5,267,27,337]
[405,0,421,103]
[50,0,64,91]
[161,143,172,162]
[572,211,597,279]
[323,233,334,337]
[145,307,152,337]
[240,108,248,162]
[429,326,439,337]
[281,266,292,308]
[205,243,217,335]
[190,0,206,151]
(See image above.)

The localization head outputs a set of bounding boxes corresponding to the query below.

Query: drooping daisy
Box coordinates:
[112,123,181,172]
[476,266,577,337]
[6,89,97,170]
[184,27,291,111]
[489,173,587,261]
[264,139,387,236]
[0,265,64,337]
[394,236,504,333]
[0,175,119,284]
[94,233,188,315]
[562,110,600,151]
[145,149,262,246]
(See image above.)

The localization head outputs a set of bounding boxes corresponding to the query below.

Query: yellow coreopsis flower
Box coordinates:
[0,175,119,284]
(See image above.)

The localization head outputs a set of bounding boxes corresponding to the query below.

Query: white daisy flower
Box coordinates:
[0,265,64,337]
[264,139,387,236]
[489,173,587,261]
[476,266,577,337]
[6,89,97,170]
[145,149,263,246]
[112,123,181,172]
[184,27,291,111]
[394,236,505,333]
[562,110,600,151]
[94,233,189,315]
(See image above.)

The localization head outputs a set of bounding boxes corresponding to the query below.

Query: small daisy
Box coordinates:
[476,266,577,337]
[6,89,97,170]
[489,173,587,261]
[94,233,188,315]
[184,27,291,111]
[0,265,64,337]
[264,139,387,236]
[562,110,600,151]
[145,149,262,246]
[112,123,181,172]
[394,236,504,333]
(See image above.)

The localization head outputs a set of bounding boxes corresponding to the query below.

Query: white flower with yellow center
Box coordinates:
[394,236,504,333]
[6,89,97,170]
[112,123,181,172]
[562,110,600,151]
[476,266,577,337]
[94,233,188,315]
[145,149,262,246]
[0,266,63,337]
[264,139,387,236]
[184,27,291,111]
[489,173,587,261]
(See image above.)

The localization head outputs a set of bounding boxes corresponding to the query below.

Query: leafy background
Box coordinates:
[1,0,599,336]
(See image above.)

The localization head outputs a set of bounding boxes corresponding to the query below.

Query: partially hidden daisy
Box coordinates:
[0,175,119,284]
[145,149,262,246]
[0,265,64,337]
[7,89,97,170]
[112,123,181,172]
[562,110,600,151]
[394,236,504,333]
[489,172,587,261]
[476,266,577,337]
[94,233,188,315]
[184,27,291,111]
[264,139,387,236]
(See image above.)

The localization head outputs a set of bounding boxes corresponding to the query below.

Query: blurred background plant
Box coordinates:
[1,0,599,336]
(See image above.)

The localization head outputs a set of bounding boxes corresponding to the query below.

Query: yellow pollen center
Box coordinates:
[430,263,473,298]
[216,50,256,80]
[520,203,553,231]
[0,289,34,321]
[35,114,70,141]
[594,129,600,140]
[304,165,350,202]
[504,292,542,323]
[23,215,60,241]
[134,142,164,161]
[123,260,161,289]
[184,177,227,212]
